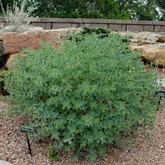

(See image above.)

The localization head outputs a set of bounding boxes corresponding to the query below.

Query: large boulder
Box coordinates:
[5,53,22,69]
[131,44,165,67]
[2,30,61,55]
[128,32,165,67]
[1,27,81,69]
[2,27,81,56]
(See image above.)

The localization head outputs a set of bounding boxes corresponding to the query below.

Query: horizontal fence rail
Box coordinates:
[0,17,165,32]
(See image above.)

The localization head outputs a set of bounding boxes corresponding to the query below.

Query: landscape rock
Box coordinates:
[0,33,3,41]
[131,44,165,66]
[0,28,81,69]
[129,32,165,67]
[26,26,44,32]
[53,27,81,39]
[133,32,161,42]
[5,53,21,69]
[2,25,44,33]
[157,36,165,43]
[0,40,4,56]
[2,30,61,55]
[1,29,165,69]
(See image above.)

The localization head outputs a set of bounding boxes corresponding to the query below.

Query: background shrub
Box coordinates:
[3,33,159,161]
[67,26,129,44]
[67,26,111,43]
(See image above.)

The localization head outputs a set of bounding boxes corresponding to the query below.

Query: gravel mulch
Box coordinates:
[1,98,165,165]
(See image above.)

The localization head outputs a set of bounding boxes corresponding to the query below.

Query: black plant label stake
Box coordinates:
[20,126,36,156]
[155,91,165,110]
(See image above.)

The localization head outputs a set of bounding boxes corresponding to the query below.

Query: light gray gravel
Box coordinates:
[0,160,13,165]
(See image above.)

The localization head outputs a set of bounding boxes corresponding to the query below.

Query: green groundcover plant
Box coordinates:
[3,33,160,161]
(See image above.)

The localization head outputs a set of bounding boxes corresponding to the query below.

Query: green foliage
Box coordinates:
[1,0,164,20]
[67,26,112,43]
[48,145,59,160]
[128,0,159,20]
[3,33,159,161]
[27,0,163,20]
[27,0,131,19]
[156,0,165,20]
[77,26,111,36]
[68,26,130,46]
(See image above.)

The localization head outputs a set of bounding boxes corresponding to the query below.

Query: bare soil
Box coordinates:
[1,70,165,165]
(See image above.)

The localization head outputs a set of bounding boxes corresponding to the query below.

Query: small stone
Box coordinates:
[157,36,165,43]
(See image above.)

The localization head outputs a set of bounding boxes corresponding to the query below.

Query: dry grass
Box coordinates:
[0,0,37,33]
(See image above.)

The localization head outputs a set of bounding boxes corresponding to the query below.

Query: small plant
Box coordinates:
[0,0,37,33]
[48,146,59,160]
[3,33,160,161]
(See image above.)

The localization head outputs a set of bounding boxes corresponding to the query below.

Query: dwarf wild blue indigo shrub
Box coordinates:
[3,33,159,161]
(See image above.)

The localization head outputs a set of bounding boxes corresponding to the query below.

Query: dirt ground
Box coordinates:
[1,70,165,165]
